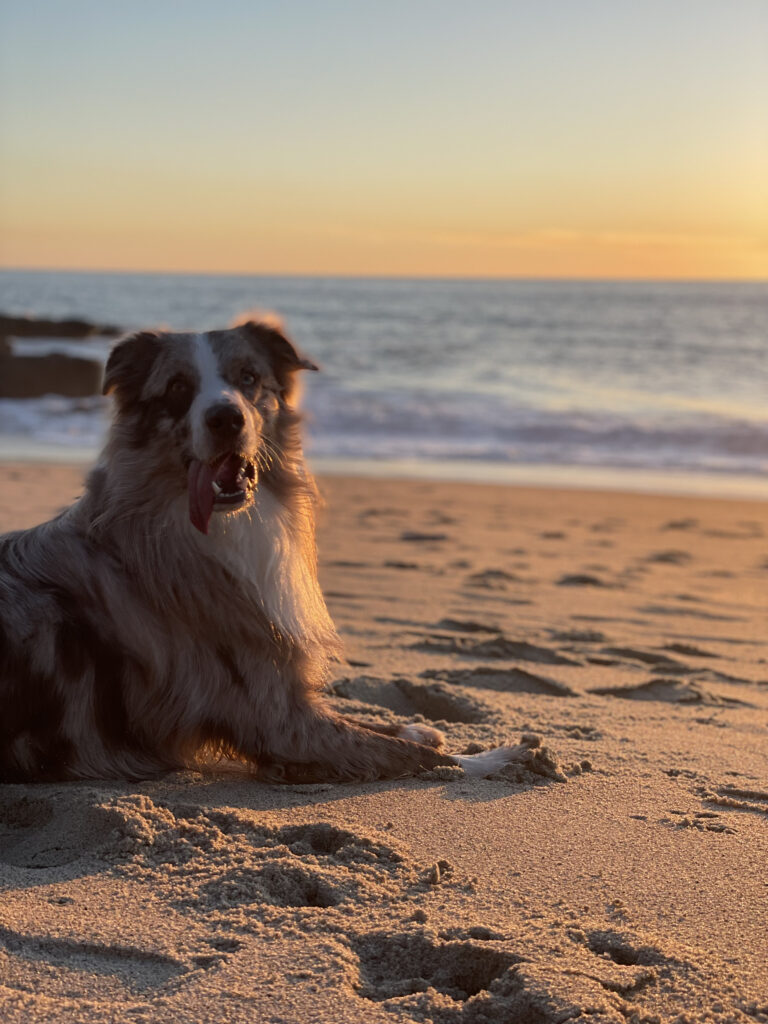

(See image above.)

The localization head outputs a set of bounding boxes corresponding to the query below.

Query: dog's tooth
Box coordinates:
[212,481,222,496]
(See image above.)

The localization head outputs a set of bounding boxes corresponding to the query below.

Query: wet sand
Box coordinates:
[1,465,767,1023]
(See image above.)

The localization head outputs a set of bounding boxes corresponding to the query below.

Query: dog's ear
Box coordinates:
[241,320,319,376]
[102,332,161,404]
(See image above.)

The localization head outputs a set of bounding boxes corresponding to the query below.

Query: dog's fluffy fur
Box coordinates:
[0,321,515,783]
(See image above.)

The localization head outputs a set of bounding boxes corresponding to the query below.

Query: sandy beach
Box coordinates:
[0,464,766,1023]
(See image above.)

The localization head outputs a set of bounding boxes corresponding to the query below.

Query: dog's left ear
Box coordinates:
[241,320,319,376]
[103,331,162,405]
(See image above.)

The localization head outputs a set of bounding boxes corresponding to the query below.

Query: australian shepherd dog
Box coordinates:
[0,320,518,783]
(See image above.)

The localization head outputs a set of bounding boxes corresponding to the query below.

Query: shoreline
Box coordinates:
[0,446,767,502]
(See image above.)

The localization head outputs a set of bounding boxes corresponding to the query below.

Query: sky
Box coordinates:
[0,0,766,279]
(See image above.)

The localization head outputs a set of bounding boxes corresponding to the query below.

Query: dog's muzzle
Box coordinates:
[188,454,258,535]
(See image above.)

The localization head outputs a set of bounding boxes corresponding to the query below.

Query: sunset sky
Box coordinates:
[0,0,766,279]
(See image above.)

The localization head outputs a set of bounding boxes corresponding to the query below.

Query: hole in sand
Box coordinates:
[587,931,665,967]
[277,823,359,856]
[422,666,575,698]
[207,935,243,953]
[0,796,54,831]
[352,931,520,1002]
[193,862,343,910]
[333,674,494,724]
[395,679,491,724]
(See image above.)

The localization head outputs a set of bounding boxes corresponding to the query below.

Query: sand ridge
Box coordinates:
[0,466,767,1022]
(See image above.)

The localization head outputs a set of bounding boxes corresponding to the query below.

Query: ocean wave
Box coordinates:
[1,274,766,480]
[1,386,766,477]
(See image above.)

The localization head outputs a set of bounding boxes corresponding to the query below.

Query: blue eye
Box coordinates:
[240,370,258,388]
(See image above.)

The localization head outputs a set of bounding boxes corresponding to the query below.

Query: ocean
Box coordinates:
[0,270,766,497]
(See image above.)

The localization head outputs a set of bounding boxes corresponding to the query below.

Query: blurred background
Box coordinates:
[1,1,766,494]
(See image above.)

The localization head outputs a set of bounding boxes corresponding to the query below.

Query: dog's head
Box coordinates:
[103,319,318,534]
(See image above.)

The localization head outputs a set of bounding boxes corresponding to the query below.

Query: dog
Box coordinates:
[0,319,518,783]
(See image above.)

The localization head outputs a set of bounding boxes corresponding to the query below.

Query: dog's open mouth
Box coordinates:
[188,454,258,535]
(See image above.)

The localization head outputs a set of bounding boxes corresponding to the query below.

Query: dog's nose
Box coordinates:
[205,403,245,439]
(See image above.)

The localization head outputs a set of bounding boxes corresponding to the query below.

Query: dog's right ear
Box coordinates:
[102,332,161,405]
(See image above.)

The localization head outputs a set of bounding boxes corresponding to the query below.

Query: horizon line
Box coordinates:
[1,265,766,286]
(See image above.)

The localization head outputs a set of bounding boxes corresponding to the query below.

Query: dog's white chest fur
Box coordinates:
[206,487,333,644]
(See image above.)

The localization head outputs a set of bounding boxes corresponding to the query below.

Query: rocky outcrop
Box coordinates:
[0,313,121,342]
[0,352,103,398]
[0,312,118,397]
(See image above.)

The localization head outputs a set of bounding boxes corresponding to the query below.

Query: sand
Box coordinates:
[0,464,767,1023]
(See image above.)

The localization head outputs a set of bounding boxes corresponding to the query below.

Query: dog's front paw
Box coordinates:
[397,723,446,749]
[451,734,566,780]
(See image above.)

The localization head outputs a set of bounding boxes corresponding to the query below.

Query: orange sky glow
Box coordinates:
[0,1,765,279]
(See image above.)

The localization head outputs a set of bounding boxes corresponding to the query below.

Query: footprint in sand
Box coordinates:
[666,809,737,834]
[589,678,750,706]
[400,530,450,543]
[637,604,744,622]
[600,646,688,670]
[421,666,576,698]
[426,510,457,526]
[550,628,607,643]
[0,794,53,831]
[183,861,351,912]
[332,675,497,725]
[349,925,690,1022]
[94,799,432,924]
[702,786,768,817]
[644,549,693,566]
[350,930,520,1005]
[661,642,719,659]
[0,794,122,869]
[434,617,502,634]
[557,573,607,587]
[703,524,764,540]
[550,722,603,741]
[0,923,186,999]
[464,569,522,590]
[696,668,761,686]
[584,929,667,967]
[662,517,699,531]
[413,634,581,666]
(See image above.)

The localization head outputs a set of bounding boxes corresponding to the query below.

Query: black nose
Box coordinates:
[205,402,245,439]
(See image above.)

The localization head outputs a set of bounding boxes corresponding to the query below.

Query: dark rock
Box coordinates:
[0,353,103,397]
[0,313,121,342]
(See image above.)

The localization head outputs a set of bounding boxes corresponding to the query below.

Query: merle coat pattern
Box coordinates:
[0,321,515,783]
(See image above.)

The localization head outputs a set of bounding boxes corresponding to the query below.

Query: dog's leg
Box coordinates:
[251,703,518,783]
[341,717,446,749]
[255,707,452,782]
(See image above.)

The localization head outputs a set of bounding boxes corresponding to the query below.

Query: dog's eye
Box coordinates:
[164,376,195,418]
[240,370,259,388]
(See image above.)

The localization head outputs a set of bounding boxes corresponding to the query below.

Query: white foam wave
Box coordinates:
[1,384,766,478]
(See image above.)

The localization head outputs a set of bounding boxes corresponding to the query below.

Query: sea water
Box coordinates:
[0,271,766,496]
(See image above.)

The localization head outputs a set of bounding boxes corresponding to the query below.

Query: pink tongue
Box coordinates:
[188,460,216,535]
